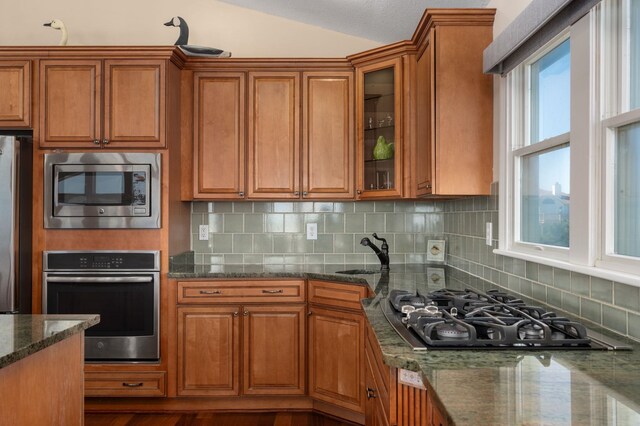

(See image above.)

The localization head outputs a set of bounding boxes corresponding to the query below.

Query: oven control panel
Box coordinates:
[44,251,159,271]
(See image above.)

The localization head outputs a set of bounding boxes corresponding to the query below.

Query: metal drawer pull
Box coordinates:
[122,382,144,388]
[199,290,222,295]
[366,387,377,399]
[46,276,152,283]
[262,289,284,294]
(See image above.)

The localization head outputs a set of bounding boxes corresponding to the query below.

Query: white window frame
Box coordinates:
[498,3,640,287]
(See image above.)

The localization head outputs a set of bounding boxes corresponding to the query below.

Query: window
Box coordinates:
[500,0,640,283]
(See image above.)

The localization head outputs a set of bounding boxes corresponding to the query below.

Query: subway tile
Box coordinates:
[426,214,444,233]
[314,235,334,253]
[284,214,303,233]
[325,214,345,233]
[243,254,264,264]
[406,253,426,263]
[590,277,613,303]
[345,214,365,233]
[547,288,562,308]
[508,275,521,292]
[206,214,224,233]
[224,254,244,264]
[525,262,538,281]
[561,293,580,316]
[273,234,295,253]
[503,257,514,274]
[532,282,547,303]
[365,213,385,232]
[190,214,206,233]
[520,279,533,297]
[294,202,314,213]
[354,202,374,212]
[244,214,264,233]
[394,234,415,253]
[210,202,233,213]
[538,264,553,285]
[512,259,526,278]
[345,254,366,264]
[628,313,640,341]
[233,202,253,213]
[553,269,571,291]
[374,201,395,212]
[274,202,294,213]
[253,234,273,253]
[570,272,590,297]
[334,202,355,213]
[204,254,224,265]
[253,202,273,213]
[334,234,355,253]
[325,254,345,263]
[304,254,325,264]
[210,234,233,253]
[264,255,284,265]
[192,237,212,254]
[580,298,602,324]
[283,254,304,264]
[385,213,405,232]
[265,214,284,232]
[405,214,425,233]
[395,202,416,212]
[232,234,253,253]
[304,214,325,234]
[314,202,333,212]
[192,202,212,213]
[223,215,244,233]
[614,282,640,312]
[603,305,627,335]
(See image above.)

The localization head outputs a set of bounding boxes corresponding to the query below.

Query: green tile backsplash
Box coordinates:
[191,201,444,267]
[442,187,640,342]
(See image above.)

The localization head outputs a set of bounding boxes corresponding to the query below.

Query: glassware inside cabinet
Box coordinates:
[364,67,395,191]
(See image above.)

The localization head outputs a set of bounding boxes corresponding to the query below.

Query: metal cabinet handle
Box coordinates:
[357,189,362,194]
[122,382,144,388]
[199,289,222,295]
[233,311,239,317]
[294,191,300,196]
[102,138,109,145]
[366,387,377,399]
[93,139,101,145]
[261,289,284,294]
[243,311,249,316]
[426,183,432,189]
[302,191,308,197]
[307,311,312,316]
[239,191,244,197]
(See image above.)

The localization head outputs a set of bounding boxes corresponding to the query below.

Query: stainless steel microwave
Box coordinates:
[44,152,161,229]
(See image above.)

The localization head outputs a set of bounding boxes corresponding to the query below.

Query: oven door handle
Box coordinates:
[45,276,153,283]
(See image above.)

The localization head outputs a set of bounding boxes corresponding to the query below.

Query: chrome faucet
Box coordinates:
[360,233,390,271]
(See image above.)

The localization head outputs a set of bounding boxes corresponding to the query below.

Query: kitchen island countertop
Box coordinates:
[0,314,99,369]
[170,263,640,425]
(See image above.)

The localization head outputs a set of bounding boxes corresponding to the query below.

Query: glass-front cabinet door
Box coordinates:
[356,57,403,199]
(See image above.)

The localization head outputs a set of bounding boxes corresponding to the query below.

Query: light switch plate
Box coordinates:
[398,368,426,390]
[426,239,445,262]
[486,222,493,246]
[198,225,209,241]
[306,223,318,240]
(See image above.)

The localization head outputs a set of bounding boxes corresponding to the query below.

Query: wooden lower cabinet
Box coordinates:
[177,306,241,396]
[243,305,306,395]
[85,371,166,397]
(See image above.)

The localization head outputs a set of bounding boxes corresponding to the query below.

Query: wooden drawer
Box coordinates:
[85,372,166,397]
[177,280,305,304]
[308,280,368,311]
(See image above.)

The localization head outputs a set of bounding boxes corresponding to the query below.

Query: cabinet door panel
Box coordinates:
[415,39,434,197]
[177,306,240,396]
[243,304,305,395]
[40,60,101,146]
[194,72,245,198]
[104,60,165,147]
[247,72,300,199]
[302,72,354,199]
[309,306,365,413]
[0,61,30,127]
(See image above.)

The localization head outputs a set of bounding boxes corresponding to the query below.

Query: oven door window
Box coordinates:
[47,277,154,337]
[57,170,146,206]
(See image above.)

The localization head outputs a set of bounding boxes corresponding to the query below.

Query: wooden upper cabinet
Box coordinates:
[242,304,305,395]
[193,72,246,199]
[415,38,434,197]
[39,58,166,148]
[0,60,31,127]
[302,72,354,199]
[40,60,101,146]
[247,72,300,199]
[103,60,165,147]
[355,57,404,200]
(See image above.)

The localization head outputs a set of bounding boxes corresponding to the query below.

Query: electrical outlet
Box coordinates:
[306,223,318,240]
[486,222,492,246]
[198,225,209,241]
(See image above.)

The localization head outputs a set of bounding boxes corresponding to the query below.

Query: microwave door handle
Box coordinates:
[45,276,153,283]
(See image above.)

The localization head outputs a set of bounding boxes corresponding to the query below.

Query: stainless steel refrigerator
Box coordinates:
[0,131,32,313]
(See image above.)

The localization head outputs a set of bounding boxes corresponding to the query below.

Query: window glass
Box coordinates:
[631,0,640,109]
[530,39,571,143]
[520,144,570,247]
[614,122,640,257]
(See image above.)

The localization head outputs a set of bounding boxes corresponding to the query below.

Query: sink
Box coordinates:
[335,269,378,275]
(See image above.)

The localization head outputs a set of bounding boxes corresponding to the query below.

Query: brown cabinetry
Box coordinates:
[176,280,306,397]
[0,60,30,127]
[308,280,368,415]
[39,59,166,148]
[193,72,246,199]
[85,371,167,397]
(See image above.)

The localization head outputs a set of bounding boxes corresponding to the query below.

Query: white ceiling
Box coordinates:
[218,0,490,43]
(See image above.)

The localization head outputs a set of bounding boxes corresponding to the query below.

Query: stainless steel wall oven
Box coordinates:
[44,152,161,229]
[43,251,160,361]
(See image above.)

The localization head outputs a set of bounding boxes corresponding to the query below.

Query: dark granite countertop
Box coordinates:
[0,314,100,369]
[170,263,640,425]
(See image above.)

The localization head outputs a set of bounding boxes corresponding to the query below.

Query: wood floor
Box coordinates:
[84,412,358,426]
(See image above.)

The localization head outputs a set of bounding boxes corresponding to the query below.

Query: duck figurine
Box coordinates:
[164,16,231,58]
[43,19,68,46]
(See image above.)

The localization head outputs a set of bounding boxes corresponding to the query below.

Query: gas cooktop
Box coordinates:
[382,288,632,351]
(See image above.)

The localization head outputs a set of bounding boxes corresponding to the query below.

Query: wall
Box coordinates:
[190,201,444,267]
[0,0,379,57]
